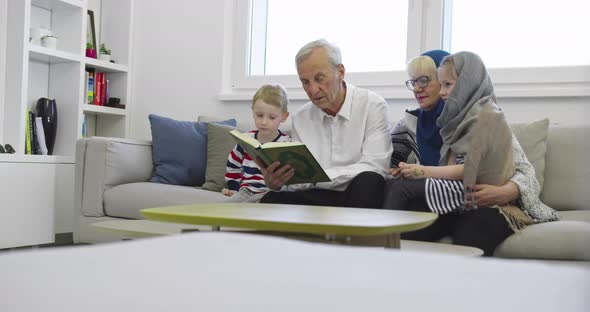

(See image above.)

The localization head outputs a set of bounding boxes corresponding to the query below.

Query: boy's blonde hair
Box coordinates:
[439,55,458,79]
[252,84,289,113]
[407,55,438,80]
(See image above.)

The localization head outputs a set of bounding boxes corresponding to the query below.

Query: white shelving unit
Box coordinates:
[1,0,134,248]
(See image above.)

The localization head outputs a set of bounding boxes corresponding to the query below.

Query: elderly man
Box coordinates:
[257,39,392,208]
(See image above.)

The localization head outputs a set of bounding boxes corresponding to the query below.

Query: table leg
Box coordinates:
[385,233,401,249]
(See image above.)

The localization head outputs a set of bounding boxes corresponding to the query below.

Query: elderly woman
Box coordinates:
[384,50,558,256]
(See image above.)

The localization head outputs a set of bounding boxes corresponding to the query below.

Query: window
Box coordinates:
[447,0,590,68]
[223,0,590,100]
[250,0,408,76]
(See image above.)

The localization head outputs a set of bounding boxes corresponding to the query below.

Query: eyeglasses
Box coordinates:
[405,76,430,91]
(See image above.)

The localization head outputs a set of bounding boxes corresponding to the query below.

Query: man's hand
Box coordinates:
[465,182,519,207]
[389,166,402,178]
[398,162,428,179]
[255,158,295,190]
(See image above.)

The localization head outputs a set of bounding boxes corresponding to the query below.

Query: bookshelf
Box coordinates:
[0,0,134,248]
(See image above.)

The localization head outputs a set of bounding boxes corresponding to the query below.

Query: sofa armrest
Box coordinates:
[75,137,153,217]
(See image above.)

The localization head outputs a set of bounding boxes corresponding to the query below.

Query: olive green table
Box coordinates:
[141,203,438,248]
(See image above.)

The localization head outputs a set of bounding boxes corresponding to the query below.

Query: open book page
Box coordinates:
[229,130,331,185]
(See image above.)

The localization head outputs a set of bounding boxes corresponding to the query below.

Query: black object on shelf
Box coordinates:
[35,98,58,155]
[106,97,125,109]
[4,144,15,154]
[108,97,120,105]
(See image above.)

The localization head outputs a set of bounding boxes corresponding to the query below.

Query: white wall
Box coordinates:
[130,0,589,140]
[0,0,7,141]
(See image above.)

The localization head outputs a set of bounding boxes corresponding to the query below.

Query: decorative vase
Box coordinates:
[86,48,97,58]
[41,36,58,49]
[99,54,111,62]
[35,98,58,155]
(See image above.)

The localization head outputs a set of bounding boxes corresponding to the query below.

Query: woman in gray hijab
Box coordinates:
[384,52,558,256]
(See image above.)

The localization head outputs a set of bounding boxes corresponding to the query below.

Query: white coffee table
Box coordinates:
[93,219,483,256]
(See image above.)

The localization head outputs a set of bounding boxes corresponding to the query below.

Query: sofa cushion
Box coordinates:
[541,125,590,211]
[202,123,238,192]
[148,114,236,186]
[559,210,590,223]
[104,182,226,219]
[510,119,549,189]
[494,220,590,260]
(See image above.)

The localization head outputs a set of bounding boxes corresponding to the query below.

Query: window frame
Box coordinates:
[220,0,590,101]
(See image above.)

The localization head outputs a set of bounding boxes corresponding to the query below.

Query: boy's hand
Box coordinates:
[222,188,236,197]
[399,162,428,179]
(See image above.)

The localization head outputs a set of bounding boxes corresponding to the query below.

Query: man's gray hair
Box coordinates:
[295,39,342,69]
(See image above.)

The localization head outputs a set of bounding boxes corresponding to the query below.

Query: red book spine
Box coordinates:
[101,74,107,105]
[94,73,102,105]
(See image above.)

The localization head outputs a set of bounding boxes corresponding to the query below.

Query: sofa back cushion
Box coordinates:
[541,125,590,211]
[201,123,238,192]
[510,119,549,189]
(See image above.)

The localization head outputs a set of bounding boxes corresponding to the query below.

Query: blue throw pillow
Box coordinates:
[149,114,237,186]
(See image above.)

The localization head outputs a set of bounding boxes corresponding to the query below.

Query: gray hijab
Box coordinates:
[437,51,496,166]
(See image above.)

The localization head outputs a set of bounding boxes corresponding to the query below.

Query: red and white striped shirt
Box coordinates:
[225,130,291,194]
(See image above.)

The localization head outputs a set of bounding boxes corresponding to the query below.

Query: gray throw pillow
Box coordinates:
[202,123,238,192]
[511,118,550,189]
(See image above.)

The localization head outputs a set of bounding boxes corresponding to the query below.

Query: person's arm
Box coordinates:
[468,135,539,208]
[225,144,244,192]
[398,162,464,180]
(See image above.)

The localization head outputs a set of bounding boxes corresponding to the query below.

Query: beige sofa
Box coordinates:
[73,120,590,261]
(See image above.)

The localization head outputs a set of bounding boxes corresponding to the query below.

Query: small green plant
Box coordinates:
[86,42,94,49]
[99,43,111,55]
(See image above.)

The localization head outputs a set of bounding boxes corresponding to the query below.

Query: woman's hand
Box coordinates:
[222,188,236,197]
[465,182,520,207]
[398,162,428,179]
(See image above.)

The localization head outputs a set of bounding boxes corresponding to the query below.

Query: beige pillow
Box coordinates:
[201,123,238,192]
[510,118,549,189]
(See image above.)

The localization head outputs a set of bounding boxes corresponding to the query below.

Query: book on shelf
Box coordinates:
[24,108,31,154]
[87,69,95,104]
[84,71,89,104]
[35,117,48,155]
[94,72,103,106]
[229,130,331,185]
[81,114,86,138]
[29,111,39,155]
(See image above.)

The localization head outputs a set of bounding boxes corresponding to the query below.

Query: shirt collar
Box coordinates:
[320,81,352,121]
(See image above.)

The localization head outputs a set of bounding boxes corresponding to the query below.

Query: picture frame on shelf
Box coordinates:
[86,10,97,58]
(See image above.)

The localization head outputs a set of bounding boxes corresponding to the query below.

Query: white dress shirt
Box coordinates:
[290,83,392,191]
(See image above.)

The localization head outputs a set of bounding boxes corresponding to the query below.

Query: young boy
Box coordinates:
[222,84,291,202]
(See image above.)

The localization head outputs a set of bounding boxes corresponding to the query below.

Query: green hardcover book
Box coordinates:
[24,108,31,154]
[229,130,331,185]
